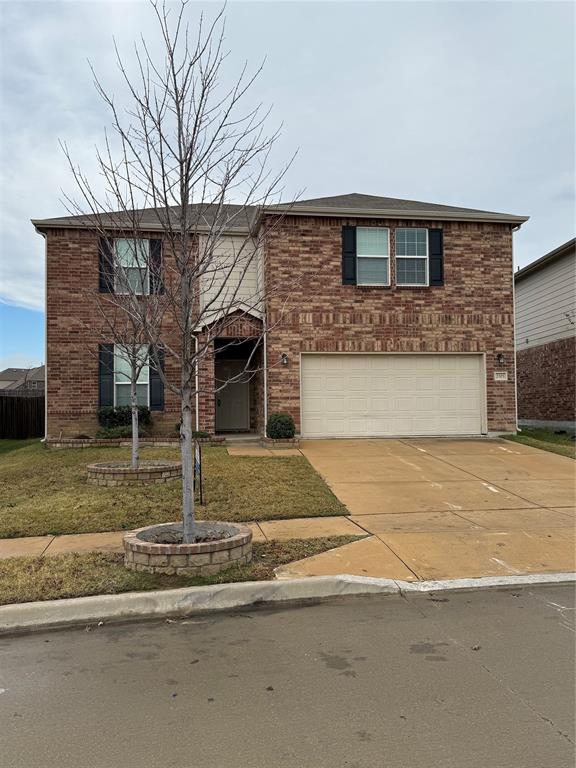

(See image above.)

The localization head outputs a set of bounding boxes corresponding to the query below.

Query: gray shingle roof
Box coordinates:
[32,204,257,233]
[0,368,28,381]
[0,366,44,382]
[269,193,528,223]
[32,192,528,230]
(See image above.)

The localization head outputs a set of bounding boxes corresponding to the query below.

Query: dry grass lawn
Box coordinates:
[0,441,347,538]
[0,536,361,605]
[504,428,575,459]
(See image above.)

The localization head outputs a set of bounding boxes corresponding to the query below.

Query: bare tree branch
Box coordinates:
[61,0,301,542]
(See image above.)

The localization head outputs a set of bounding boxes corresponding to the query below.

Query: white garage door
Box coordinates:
[301,354,485,438]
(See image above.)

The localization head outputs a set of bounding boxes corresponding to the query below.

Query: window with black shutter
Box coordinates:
[342,226,357,285]
[98,238,114,293]
[98,344,114,406]
[149,346,165,411]
[428,229,444,286]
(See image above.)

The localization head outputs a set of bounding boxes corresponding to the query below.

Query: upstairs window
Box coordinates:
[356,227,390,286]
[114,345,149,407]
[114,239,150,294]
[395,228,428,286]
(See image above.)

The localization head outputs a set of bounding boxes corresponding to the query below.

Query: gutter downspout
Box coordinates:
[194,335,200,432]
[511,224,521,433]
[263,326,268,437]
[34,227,48,442]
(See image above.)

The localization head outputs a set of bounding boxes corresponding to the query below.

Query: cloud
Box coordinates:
[0,0,574,317]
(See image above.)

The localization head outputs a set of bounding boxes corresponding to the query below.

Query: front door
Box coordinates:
[215,359,250,431]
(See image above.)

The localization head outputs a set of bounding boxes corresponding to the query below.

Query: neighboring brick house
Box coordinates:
[33,193,528,439]
[0,366,45,392]
[515,238,576,432]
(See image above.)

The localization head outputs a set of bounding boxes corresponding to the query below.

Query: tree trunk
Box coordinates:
[180,389,195,542]
[130,376,139,470]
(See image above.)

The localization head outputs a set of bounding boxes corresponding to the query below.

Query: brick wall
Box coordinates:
[44,228,181,438]
[263,215,517,433]
[516,336,576,422]
[43,216,517,438]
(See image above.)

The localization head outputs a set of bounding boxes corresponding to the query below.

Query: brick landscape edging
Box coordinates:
[261,437,301,449]
[46,436,226,449]
[87,460,182,486]
[123,522,253,576]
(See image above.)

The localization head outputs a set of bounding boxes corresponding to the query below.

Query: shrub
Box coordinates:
[95,425,146,439]
[97,406,151,428]
[174,422,210,439]
[266,413,296,439]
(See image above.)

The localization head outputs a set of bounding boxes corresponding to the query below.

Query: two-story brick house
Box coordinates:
[33,193,528,440]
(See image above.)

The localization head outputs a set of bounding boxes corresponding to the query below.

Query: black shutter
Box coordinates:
[98,237,114,293]
[428,229,444,286]
[98,344,114,407]
[149,346,164,411]
[342,226,357,285]
[149,239,163,294]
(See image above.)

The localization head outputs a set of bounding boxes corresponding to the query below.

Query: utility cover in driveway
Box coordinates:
[300,354,484,438]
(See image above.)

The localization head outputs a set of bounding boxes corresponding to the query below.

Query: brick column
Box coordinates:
[198,340,215,434]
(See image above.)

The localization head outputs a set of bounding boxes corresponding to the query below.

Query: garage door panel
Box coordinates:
[348,376,369,391]
[349,398,369,412]
[301,354,484,438]
[324,398,347,413]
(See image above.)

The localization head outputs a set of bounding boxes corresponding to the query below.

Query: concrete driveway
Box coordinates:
[278,439,575,581]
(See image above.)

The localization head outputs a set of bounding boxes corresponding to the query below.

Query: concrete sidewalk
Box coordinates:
[0,516,366,560]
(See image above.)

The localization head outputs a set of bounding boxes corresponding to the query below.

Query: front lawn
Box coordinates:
[0,441,347,538]
[504,428,575,459]
[0,536,360,605]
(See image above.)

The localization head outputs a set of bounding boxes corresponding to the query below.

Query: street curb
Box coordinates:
[0,576,398,635]
[397,572,576,592]
[0,572,573,635]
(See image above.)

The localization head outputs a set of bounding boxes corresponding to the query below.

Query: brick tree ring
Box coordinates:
[86,460,182,487]
[123,522,253,576]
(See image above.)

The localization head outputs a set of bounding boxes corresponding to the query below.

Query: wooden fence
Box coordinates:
[0,394,45,439]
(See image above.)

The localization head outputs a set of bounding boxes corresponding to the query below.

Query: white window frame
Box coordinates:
[395,228,429,287]
[113,344,150,408]
[113,238,150,296]
[356,227,390,287]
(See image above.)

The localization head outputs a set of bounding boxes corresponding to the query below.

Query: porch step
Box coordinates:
[219,433,261,443]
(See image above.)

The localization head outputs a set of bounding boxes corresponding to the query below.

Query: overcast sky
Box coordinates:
[0,0,574,368]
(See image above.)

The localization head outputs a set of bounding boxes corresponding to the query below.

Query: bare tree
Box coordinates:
[84,255,164,468]
[62,1,296,542]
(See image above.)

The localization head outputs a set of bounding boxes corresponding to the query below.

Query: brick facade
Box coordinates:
[264,216,516,433]
[42,214,517,438]
[44,228,181,438]
[516,337,575,423]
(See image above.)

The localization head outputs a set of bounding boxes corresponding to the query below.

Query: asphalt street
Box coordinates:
[1,585,574,768]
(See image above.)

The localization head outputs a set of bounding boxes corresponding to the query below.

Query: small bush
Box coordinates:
[174,422,210,439]
[266,413,296,439]
[98,406,151,428]
[95,425,145,439]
